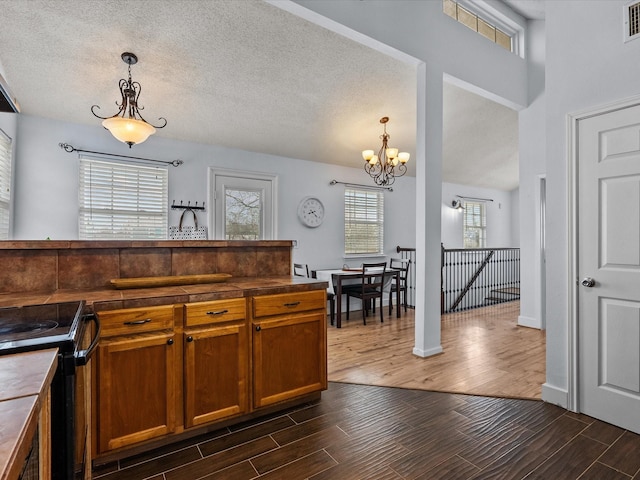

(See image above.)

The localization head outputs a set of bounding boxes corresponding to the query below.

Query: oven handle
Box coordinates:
[75,313,101,366]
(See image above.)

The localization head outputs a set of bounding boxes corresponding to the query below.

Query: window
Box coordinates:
[463,201,486,248]
[79,157,168,239]
[0,129,11,239]
[344,187,384,255]
[443,0,515,53]
[224,188,262,240]
[210,169,277,240]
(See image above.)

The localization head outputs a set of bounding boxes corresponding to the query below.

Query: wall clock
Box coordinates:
[297,196,325,228]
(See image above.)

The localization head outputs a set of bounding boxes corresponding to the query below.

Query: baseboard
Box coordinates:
[541,383,568,408]
[412,345,443,358]
[518,315,541,329]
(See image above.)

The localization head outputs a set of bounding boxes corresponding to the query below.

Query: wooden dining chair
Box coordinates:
[389,258,410,315]
[301,265,336,325]
[345,262,387,325]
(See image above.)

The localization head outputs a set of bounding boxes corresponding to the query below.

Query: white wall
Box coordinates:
[441,182,515,249]
[542,0,640,406]
[11,114,415,273]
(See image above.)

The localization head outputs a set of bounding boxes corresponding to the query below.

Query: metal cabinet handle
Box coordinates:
[255,325,261,332]
[167,338,174,345]
[581,277,596,288]
[206,309,229,316]
[123,318,151,325]
[186,336,193,342]
[284,302,301,307]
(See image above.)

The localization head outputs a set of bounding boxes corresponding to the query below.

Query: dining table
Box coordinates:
[313,268,401,328]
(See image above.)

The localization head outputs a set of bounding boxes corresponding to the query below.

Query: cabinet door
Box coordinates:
[97,333,176,453]
[253,312,327,408]
[184,324,248,428]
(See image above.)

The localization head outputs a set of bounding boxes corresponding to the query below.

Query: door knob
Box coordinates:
[581,277,596,287]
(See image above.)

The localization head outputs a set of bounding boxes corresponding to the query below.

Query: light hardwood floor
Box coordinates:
[327,300,546,399]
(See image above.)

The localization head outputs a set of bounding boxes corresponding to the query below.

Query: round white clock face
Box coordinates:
[297,197,324,228]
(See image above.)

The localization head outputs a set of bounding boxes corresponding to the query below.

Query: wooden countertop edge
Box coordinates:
[0,277,329,309]
[0,240,294,250]
[0,350,58,480]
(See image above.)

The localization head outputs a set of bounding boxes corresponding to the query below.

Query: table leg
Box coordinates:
[336,275,342,328]
[395,271,400,318]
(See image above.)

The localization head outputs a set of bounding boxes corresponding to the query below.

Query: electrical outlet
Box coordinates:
[292,240,299,248]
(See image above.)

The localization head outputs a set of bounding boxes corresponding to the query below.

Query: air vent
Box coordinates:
[624,1,640,42]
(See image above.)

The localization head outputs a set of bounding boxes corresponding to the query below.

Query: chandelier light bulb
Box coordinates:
[362,149,375,161]
[386,147,398,159]
[398,152,410,164]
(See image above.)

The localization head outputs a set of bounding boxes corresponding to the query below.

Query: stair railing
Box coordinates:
[441,246,520,313]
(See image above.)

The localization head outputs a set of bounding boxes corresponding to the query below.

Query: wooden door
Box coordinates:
[96,333,176,452]
[183,324,248,428]
[578,103,640,434]
[253,312,327,408]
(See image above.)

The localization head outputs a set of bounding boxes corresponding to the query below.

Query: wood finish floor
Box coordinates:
[93,382,640,480]
[328,301,545,399]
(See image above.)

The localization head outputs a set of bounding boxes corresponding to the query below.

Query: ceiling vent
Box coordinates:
[624,1,640,42]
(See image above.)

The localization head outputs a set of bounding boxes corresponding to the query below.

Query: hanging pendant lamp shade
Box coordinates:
[101,117,156,146]
[91,52,166,148]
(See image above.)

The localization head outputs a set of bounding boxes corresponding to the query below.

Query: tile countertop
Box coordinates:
[0,276,329,310]
[0,349,58,480]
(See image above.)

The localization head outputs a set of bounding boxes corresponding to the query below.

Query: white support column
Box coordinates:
[413,62,444,358]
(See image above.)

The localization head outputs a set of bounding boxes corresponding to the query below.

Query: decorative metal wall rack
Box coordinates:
[171,200,205,211]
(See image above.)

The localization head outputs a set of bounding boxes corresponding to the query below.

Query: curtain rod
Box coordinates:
[59,143,184,167]
[455,194,493,202]
[329,179,393,192]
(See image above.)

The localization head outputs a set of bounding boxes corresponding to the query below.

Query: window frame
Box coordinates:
[78,156,169,240]
[344,186,385,256]
[0,128,11,240]
[209,168,278,241]
[463,200,486,248]
[443,0,526,58]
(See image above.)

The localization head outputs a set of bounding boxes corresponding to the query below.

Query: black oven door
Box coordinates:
[67,313,100,480]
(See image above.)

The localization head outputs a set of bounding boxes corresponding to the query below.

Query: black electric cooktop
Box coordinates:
[0,300,85,354]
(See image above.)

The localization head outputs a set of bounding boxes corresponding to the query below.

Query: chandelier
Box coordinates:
[361,116,410,186]
[91,52,167,148]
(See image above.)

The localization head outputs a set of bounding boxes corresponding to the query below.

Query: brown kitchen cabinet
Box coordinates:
[94,306,177,454]
[252,290,327,408]
[93,288,327,458]
[183,298,249,428]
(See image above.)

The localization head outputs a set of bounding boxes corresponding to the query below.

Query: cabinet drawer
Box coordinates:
[253,290,326,318]
[97,305,174,337]
[184,298,246,327]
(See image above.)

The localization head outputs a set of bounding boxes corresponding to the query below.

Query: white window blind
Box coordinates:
[79,157,168,239]
[0,129,12,239]
[463,201,486,248]
[344,187,384,255]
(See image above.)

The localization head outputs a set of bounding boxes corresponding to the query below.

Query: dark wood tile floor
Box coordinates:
[93,382,640,480]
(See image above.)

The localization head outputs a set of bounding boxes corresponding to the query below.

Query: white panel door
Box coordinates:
[578,104,640,434]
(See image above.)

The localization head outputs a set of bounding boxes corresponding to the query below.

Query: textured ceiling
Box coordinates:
[0,0,520,191]
[443,82,519,191]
